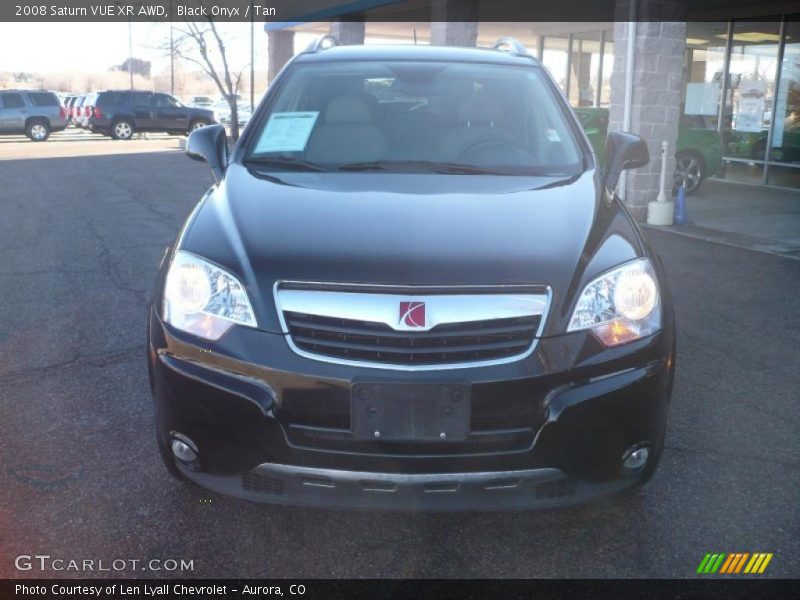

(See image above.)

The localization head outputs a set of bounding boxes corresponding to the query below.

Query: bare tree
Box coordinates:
[39,69,149,94]
[168,18,246,139]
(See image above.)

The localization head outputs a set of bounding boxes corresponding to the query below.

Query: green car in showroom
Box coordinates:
[725,129,800,163]
[575,107,723,195]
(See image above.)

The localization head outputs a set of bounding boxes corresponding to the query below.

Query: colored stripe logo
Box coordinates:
[696,553,773,574]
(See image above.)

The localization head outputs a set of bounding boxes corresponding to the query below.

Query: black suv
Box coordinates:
[90,90,215,139]
[148,38,675,511]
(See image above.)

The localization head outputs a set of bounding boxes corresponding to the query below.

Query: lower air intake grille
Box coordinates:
[242,472,285,496]
[284,312,541,366]
[534,479,577,499]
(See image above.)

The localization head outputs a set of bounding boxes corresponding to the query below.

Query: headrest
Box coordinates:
[457,94,504,126]
[324,94,372,125]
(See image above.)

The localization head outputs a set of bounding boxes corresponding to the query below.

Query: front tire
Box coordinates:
[26,119,51,141]
[111,119,134,140]
[673,151,705,195]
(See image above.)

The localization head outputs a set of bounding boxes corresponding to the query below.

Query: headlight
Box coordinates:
[567,258,661,347]
[163,250,257,341]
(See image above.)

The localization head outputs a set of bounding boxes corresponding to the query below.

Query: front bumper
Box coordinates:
[149,306,673,510]
[180,462,636,511]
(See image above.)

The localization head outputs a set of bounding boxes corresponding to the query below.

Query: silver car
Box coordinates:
[0,90,68,141]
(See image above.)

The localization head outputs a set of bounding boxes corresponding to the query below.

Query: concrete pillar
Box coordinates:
[330,21,365,45]
[267,29,295,84]
[430,0,479,46]
[609,0,687,221]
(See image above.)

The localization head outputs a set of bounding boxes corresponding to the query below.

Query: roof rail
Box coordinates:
[492,37,531,58]
[303,34,339,54]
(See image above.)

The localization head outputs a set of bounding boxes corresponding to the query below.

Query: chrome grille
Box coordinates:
[284,311,541,366]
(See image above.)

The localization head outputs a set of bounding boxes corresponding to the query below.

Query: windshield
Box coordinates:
[245,60,584,176]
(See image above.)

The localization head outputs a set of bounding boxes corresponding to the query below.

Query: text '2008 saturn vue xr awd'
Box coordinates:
[147,36,675,511]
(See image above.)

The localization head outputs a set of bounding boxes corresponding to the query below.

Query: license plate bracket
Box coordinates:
[351,382,471,442]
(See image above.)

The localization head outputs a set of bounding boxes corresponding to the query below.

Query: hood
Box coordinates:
[181,164,642,334]
[191,107,216,119]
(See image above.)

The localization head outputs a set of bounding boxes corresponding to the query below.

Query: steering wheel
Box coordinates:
[456,135,529,163]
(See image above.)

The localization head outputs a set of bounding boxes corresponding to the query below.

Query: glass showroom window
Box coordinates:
[682,22,729,131]
[568,33,602,107]
[766,17,800,188]
[542,36,570,95]
[720,19,781,185]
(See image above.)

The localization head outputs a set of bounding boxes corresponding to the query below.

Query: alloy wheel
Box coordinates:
[674,156,702,193]
[115,122,133,139]
[30,124,47,140]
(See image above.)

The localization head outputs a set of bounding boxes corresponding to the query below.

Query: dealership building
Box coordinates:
[265,0,800,222]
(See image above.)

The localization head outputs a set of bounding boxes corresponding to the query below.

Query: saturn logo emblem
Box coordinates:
[399,301,426,328]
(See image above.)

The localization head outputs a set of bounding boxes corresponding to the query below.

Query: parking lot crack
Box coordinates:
[0,345,141,383]
[84,218,148,304]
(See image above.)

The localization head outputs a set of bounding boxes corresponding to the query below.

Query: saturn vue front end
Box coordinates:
[147,39,675,510]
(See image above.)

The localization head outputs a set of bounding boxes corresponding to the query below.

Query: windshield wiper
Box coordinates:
[336,160,575,176]
[244,157,329,172]
[336,160,503,175]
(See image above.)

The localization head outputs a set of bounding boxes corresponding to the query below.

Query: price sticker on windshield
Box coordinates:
[253,111,319,153]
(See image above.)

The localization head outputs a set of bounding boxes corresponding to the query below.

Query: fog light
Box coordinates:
[622,446,649,470]
[170,437,198,463]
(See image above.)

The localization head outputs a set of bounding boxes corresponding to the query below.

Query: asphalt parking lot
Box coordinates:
[0,133,798,579]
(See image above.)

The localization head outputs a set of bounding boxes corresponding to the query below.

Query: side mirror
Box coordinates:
[186,124,228,184]
[603,131,649,193]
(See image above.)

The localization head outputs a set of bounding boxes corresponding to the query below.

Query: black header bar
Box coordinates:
[3,0,799,23]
